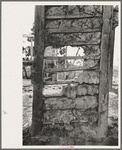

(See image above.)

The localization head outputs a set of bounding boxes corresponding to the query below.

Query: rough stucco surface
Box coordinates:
[39,109,99,143]
[77,71,99,84]
[43,110,76,124]
[45,32,101,46]
[40,5,103,145]
[82,45,100,56]
[43,110,98,124]
[44,96,98,110]
[46,5,102,16]
[43,84,99,97]
[46,18,102,29]
[42,109,98,145]
[39,122,98,145]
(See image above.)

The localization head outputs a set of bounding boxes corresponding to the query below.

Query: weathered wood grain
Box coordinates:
[31,6,45,137]
[46,15,102,19]
[98,6,113,138]
[108,29,115,91]
[46,28,101,33]
[44,80,99,85]
[45,66,99,73]
[44,55,100,60]
[45,42,100,47]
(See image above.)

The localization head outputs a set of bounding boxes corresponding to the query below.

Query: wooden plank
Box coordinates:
[45,66,99,73]
[44,80,78,85]
[109,29,115,91]
[45,42,100,47]
[46,15,102,20]
[46,28,101,33]
[44,80,99,85]
[31,6,45,137]
[44,56,100,60]
[98,6,113,138]
[30,38,33,61]
[43,93,98,98]
[43,120,80,125]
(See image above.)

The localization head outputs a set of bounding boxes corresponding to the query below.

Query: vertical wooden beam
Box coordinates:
[109,29,115,91]
[65,46,67,79]
[98,6,113,138]
[31,6,45,137]
[30,38,33,61]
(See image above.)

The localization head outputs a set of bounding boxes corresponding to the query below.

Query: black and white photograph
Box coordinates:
[2,1,120,148]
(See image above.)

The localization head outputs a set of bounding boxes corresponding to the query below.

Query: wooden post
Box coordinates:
[65,46,67,79]
[98,6,113,138]
[109,29,115,91]
[31,6,45,137]
[30,38,33,61]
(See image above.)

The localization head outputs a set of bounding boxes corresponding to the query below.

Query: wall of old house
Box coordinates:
[37,5,103,145]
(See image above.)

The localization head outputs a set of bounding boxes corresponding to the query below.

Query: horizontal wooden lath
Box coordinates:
[44,80,78,85]
[43,120,86,125]
[43,94,98,98]
[44,80,99,86]
[44,56,100,60]
[44,80,99,85]
[46,28,101,33]
[45,42,100,47]
[44,56,84,60]
[46,15,102,20]
[44,66,99,73]
[43,106,98,111]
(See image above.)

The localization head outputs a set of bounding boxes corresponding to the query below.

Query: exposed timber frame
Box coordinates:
[45,14,102,19]
[31,5,116,140]
[46,28,101,33]
[31,6,45,137]
[97,6,113,138]
[109,29,115,91]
